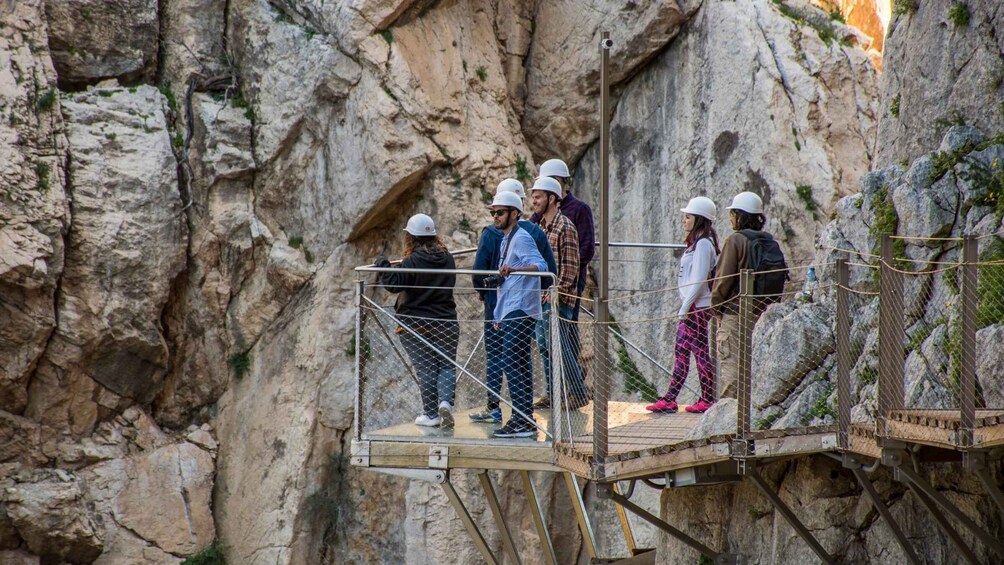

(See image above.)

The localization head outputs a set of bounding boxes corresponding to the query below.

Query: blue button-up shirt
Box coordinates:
[474,220,557,313]
[494,226,548,322]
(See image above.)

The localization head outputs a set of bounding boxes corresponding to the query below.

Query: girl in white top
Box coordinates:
[647,197,720,414]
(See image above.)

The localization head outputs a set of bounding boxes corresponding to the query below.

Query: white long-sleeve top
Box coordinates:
[677,238,717,316]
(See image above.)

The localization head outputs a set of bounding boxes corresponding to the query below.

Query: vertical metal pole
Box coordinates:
[354,279,366,441]
[593,30,612,468]
[836,258,851,450]
[959,236,977,448]
[550,284,563,444]
[478,471,522,565]
[520,471,558,565]
[878,235,904,438]
[736,269,754,447]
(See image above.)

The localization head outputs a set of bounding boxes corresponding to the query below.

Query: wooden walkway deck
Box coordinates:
[353,403,1004,481]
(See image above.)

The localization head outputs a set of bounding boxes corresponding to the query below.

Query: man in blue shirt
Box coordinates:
[471,179,556,425]
[485,191,547,438]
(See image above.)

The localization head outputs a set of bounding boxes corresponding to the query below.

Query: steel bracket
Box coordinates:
[367,467,447,483]
[429,446,449,469]
[351,440,370,467]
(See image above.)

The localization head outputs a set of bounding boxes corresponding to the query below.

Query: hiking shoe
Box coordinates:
[493,419,537,438]
[469,407,502,424]
[438,402,454,429]
[415,414,442,427]
[533,397,551,409]
[685,400,713,413]
[646,398,678,413]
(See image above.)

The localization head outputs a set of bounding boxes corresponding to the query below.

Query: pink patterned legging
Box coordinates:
[663,306,716,403]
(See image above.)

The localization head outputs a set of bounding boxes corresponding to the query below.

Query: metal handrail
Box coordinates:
[355,266,557,282]
[609,242,686,250]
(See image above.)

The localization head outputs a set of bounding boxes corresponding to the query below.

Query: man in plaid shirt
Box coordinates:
[529,176,589,409]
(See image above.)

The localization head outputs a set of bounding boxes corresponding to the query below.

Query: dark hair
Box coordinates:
[731,209,765,231]
[686,216,720,254]
[403,233,446,257]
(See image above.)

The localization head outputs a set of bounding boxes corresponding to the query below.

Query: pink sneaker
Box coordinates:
[685,400,713,413]
[646,398,678,412]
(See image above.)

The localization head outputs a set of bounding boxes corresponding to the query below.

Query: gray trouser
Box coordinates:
[399,320,459,417]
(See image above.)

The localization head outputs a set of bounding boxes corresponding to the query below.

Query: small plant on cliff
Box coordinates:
[181,542,225,565]
[609,314,659,402]
[890,94,901,118]
[893,0,918,17]
[475,65,488,82]
[976,237,1004,329]
[458,215,471,231]
[796,184,819,215]
[228,351,250,379]
[382,30,394,44]
[36,88,56,112]
[515,156,530,182]
[160,84,179,113]
[34,161,50,192]
[948,3,970,27]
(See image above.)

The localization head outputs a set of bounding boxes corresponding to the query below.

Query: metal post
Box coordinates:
[563,473,598,559]
[959,236,978,448]
[354,279,366,441]
[878,235,904,438]
[520,471,558,565]
[736,269,754,452]
[550,285,563,444]
[748,468,835,564]
[611,482,637,555]
[850,468,921,565]
[478,471,521,565]
[593,30,612,469]
[905,482,980,565]
[605,486,722,561]
[836,258,851,450]
[441,477,499,565]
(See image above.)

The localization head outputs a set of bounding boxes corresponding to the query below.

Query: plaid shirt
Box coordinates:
[559,192,595,282]
[537,211,579,307]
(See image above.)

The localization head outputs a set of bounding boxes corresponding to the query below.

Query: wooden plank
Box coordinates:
[604,443,732,481]
[754,433,838,458]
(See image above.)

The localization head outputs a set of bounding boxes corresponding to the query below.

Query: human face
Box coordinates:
[682,213,696,234]
[491,207,514,230]
[531,190,551,215]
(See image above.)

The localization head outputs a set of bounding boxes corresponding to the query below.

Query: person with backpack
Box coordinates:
[711,191,787,399]
[374,214,459,428]
[646,197,719,414]
[470,180,557,425]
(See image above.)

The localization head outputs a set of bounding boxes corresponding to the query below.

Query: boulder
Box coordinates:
[44,0,159,88]
[976,324,1004,408]
[752,302,836,410]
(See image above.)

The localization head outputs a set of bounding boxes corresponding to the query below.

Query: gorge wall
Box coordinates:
[1,0,1002,564]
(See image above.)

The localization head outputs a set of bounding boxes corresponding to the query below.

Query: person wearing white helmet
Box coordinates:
[647,197,720,414]
[711,191,786,399]
[529,176,588,410]
[374,214,459,428]
[486,191,548,438]
[470,180,557,425]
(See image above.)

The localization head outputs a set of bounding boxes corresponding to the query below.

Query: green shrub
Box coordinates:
[382,30,393,44]
[228,352,250,378]
[948,3,970,27]
[181,542,225,565]
[288,236,304,249]
[976,237,1004,329]
[160,84,178,113]
[475,65,488,82]
[36,88,56,112]
[890,94,901,118]
[796,184,818,213]
[515,156,529,182]
[34,161,50,192]
[893,0,918,17]
[859,366,877,386]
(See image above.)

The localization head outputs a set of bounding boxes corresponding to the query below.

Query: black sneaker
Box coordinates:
[533,397,551,409]
[493,418,537,438]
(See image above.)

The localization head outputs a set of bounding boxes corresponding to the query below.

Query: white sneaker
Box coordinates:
[438,402,454,429]
[415,414,443,427]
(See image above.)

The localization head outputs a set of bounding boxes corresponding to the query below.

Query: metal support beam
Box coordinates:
[520,471,558,565]
[974,465,1004,519]
[611,482,638,555]
[849,468,921,565]
[354,280,366,441]
[905,481,980,565]
[748,468,835,564]
[563,473,598,559]
[593,30,612,472]
[896,462,1004,558]
[959,236,978,447]
[479,471,521,565]
[441,477,498,565]
[604,486,723,561]
[836,258,851,450]
[878,235,905,438]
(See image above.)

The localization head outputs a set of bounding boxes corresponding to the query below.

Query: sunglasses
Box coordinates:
[490,209,511,218]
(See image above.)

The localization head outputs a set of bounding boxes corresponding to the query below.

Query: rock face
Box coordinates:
[876,0,1004,166]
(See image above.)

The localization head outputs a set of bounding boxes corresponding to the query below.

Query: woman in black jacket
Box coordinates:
[375,214,459,428]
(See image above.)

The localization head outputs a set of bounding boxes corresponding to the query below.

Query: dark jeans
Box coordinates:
[502,310,535,424]
[483,309,505,410]
[535,303,588,402]
[399,320,459,417]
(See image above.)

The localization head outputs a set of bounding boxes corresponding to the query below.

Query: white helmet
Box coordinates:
[530,176,562,198]
[490,191,523,212]
[496,178,526,199]
[680,196,717,221]
[403,213,437,236]
[539,158,570,178]
[726,191,764,215]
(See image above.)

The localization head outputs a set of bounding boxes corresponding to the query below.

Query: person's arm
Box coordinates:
[577,203,595,265]
[472,228,493,294]
[533,226,557,276]
[679,239,712,316]
[557,222,580,301]
[501,233,546,275]
[378,256,416,293]
[711,235,741,308]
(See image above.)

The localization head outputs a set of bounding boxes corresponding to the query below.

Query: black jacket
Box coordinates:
[376,246,457,321]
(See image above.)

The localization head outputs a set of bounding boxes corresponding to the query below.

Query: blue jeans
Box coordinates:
[483,308,505,410]
[502,310,535,424]
[399,320,459,417]
[571,275,587,320]
[535,303,587,402]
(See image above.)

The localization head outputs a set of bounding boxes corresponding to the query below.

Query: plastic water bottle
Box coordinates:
[801,267,818,303]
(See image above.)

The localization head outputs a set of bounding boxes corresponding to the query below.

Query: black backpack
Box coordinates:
[739,230,788,302]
